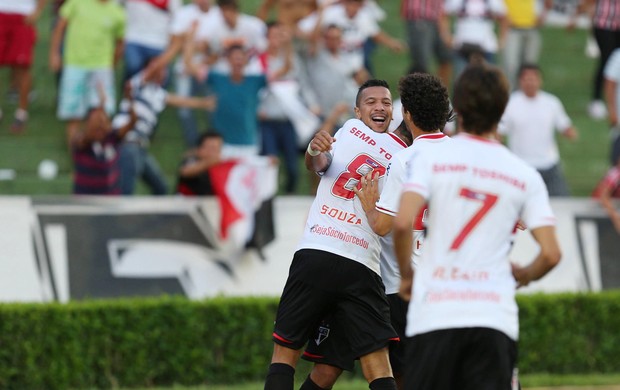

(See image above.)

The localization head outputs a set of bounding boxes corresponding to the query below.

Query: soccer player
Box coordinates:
[393,63,561,389]
[264,80,406,390]
[299,73,453,390]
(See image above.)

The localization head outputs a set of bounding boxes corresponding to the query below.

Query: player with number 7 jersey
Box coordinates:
[394,64,561,390]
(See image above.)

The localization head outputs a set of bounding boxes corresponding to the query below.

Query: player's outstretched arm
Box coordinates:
[305,130,335,173]
[394,191,426,301]
[511,226,561,288]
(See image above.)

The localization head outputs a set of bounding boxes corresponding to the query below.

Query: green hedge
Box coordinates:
[0,292,619,389]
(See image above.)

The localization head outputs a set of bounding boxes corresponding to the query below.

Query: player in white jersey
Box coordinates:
[265,80,406,390]
[393,64,561,390]
[299,73,453,390]
[366,73,453,388]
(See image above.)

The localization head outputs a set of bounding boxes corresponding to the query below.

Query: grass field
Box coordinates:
[118,373,620,390]
[0,1,611,196]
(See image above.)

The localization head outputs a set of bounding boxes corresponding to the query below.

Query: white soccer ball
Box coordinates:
[38,159,58,180]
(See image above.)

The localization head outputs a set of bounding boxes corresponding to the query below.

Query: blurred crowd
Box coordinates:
[0,0,619,222]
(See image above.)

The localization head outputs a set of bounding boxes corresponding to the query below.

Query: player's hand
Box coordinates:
[399,275,412,302]
[353,171,380,213]
[511,262,531,288]
[309,130,335,153]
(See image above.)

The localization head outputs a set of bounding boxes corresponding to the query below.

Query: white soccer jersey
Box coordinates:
[402,133,556,341]
[377,133,450,294]
[298,4,380,67]
[124,0,183,49]
[499,90,572,169]
[197,12,267,56]
[298,119,408,275]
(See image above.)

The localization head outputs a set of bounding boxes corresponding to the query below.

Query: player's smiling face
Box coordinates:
[355,86,393,133]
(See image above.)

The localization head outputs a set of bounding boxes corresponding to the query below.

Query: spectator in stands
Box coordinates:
[445,0,508,78]
[194,0,267,74]
[502,0,552,88]
[298,0,404,76]
[187,44,267,158]
[258,22,301,194]
[177,131,223,196]
[256,0,317,35]
[122,0,182,82]
[584,0,620,120]
[499,63,578,196]
[0,0,47,133]
[303,24,367,132]
[49,0,126,146]
[71,85,137,195]
[161,0,220,148]
[115,66,216,195]
[360,0,388,75]
[400,0,452,87]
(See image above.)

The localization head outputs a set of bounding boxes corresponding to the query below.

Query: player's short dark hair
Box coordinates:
[398,73,451,132]
[517,63,542,78]
[453,64,509,135]
[217,0,238,10]
[356,79,390,107]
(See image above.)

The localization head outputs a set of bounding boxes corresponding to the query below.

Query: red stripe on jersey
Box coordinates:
[272,332,294,344]
[302,351,324,359]
[388,132,408,148]
[376,205,396,215]
[414,206,427,230]
[416,133,447,141]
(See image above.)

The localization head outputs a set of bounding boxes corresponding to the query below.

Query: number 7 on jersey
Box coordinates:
[450,187,498,250]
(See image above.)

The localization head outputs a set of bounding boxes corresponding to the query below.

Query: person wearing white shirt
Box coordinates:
[298,73,452,390]
[445,0,508,77]
[298,0,403,74]
[394,64,561,390]
[122,0,183,81]
[165,0,220,147]
[499,63,578,196]
[265,80,406,390]
[195,0,267,74]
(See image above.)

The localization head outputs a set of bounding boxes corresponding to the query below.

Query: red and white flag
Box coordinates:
[208,157,278,248]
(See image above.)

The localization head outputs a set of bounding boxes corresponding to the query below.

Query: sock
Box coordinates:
[299,375,331,390]
[265,362,295,390]
[369,377,397,390]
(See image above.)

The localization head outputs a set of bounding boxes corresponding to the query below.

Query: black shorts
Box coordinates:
[404,327,517,390]
[273,249,397,359]
[301,293,405,372]
[302,310,356,371]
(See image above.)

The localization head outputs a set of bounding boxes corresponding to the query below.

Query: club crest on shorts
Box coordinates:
[315,326,330,345]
